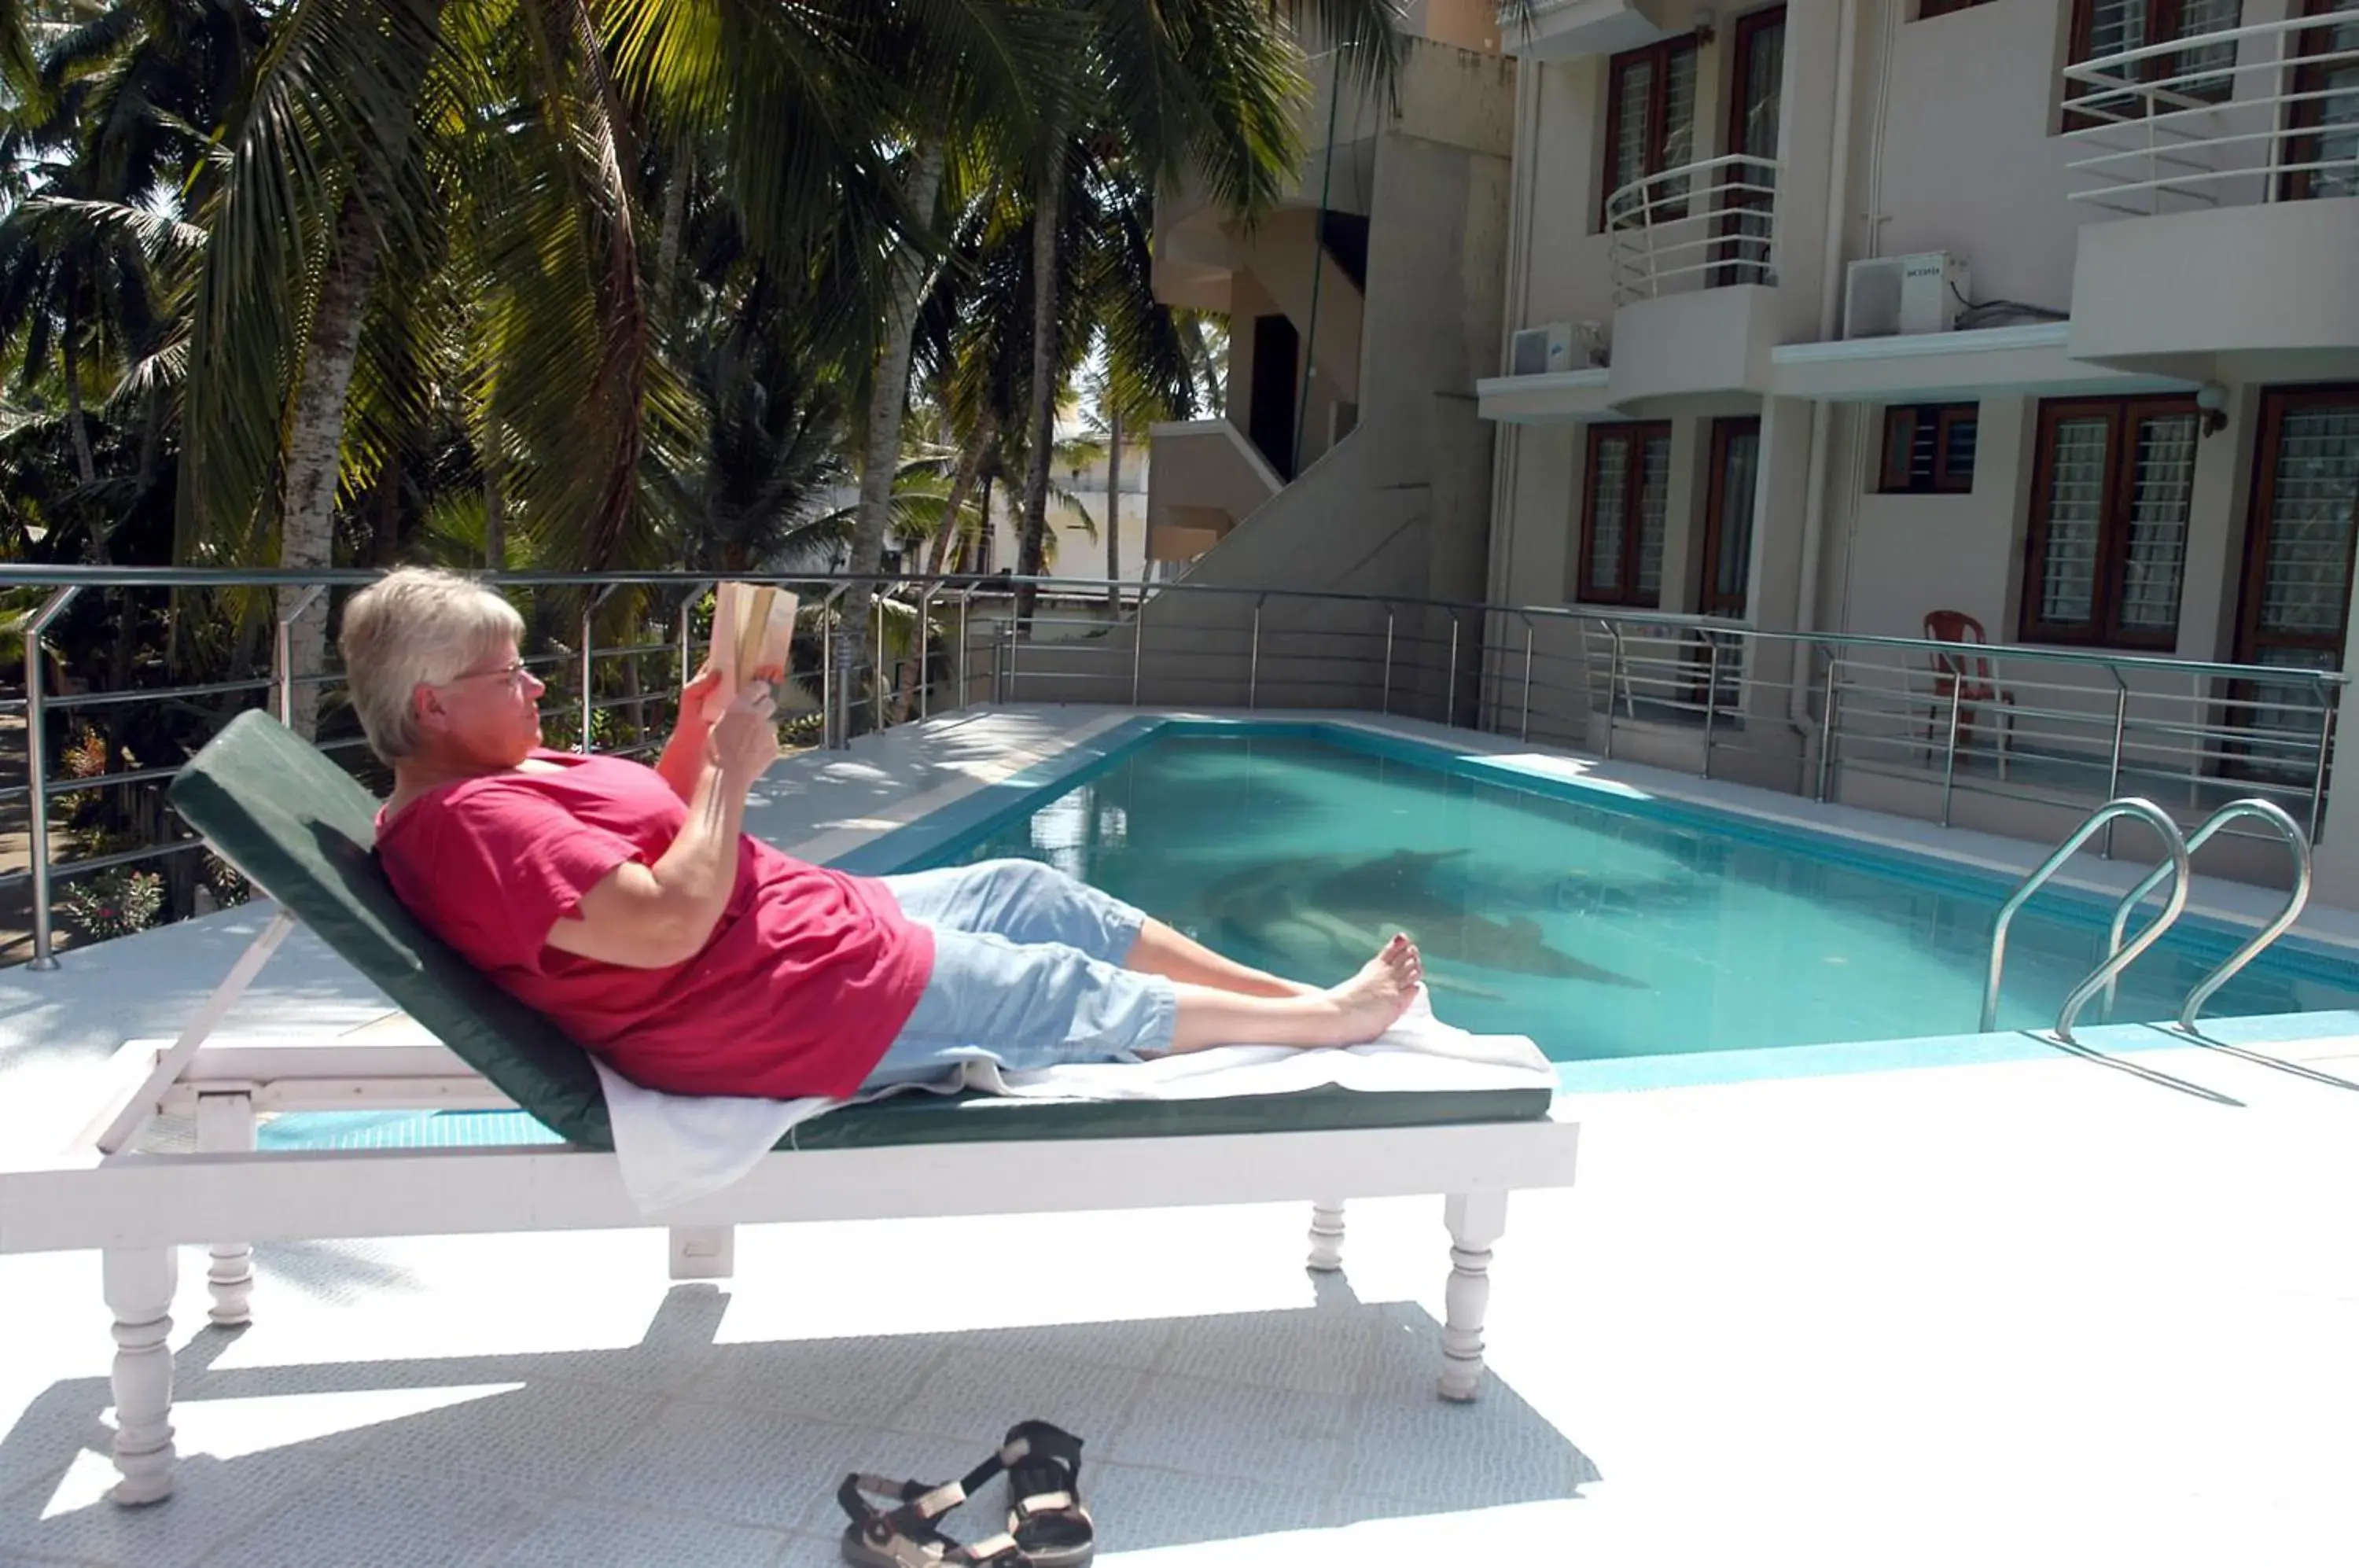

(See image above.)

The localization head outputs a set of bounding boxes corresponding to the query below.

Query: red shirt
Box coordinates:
[374,749,933,1099]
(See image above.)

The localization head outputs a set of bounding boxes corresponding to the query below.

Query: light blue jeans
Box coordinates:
[862,858,1178,1090]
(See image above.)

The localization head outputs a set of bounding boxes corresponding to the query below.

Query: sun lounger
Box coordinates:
[0,711,1580,1506]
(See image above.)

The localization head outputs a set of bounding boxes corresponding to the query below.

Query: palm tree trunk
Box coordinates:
[372,463,401,564]
[657,142,690,317]
[62,335,96,489]
[843,139,948,733]
[484,444,505,571]
[1014,150,1064,631]
[926,410,996,579]
[278,191,381,738]
[1103,407,1121,609]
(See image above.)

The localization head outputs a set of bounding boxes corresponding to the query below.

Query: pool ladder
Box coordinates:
[1981,797,2313,1043]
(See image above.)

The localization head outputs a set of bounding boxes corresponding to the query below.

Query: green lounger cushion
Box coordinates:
[168,710,1555,1150]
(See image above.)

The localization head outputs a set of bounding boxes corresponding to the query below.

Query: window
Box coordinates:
[1698,418,1761,617]
[1579,422,1673,607]
[2232,387,2359,775]
[1601,38,1699,228]
[1712,7,1784,287]
[2280,0,2359,202]
[2020,396,2200,648]
[1919,0,1997,16]
[2069,0,2243,123]
[1879,405,1979,493]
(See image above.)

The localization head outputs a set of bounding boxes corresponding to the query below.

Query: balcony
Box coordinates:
[1496,0,1684,61]
[1605,153,1779,304]
[2062,9,2359,379]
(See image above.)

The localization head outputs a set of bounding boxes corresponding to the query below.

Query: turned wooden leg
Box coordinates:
[1305,1198,1347,1272]
[1438,1191,1509,1403]
[668,1225,735,1281]
[104,1247,178,1505]
[196,1092,256,1326]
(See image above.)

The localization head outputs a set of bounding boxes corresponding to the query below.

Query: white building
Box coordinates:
[1113,0,2359,900]
[1469,0,2358,889]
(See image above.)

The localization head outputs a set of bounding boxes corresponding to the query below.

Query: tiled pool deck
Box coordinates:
[3,707,2357,1566]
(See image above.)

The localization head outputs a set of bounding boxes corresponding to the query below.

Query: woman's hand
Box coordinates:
[680,661,726,727]
[706,682,782,786]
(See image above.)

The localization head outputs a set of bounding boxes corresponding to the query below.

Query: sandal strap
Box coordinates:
[836,1444,1039,1567]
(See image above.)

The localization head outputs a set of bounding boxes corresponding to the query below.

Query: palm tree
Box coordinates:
[1007,0,1408,627]
[175,0,929,732]
[832,1,1057,731]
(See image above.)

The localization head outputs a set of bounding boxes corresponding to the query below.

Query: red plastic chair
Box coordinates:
[1923,611,2015,778]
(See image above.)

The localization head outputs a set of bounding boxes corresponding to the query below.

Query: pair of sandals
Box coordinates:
[838,1419,1095,1567]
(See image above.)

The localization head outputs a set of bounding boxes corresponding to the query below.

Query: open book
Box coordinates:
[704,581,798,721]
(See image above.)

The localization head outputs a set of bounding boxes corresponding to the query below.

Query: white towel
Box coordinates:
[594,988,1554,1213]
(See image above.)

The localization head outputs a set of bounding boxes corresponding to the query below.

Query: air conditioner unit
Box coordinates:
[1508,321,1600,377]
[1842,252,1970,339]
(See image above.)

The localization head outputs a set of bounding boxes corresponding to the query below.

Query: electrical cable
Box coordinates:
[1949,278,2069,328]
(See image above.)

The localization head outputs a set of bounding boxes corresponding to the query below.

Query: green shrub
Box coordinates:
[60,867,166,941]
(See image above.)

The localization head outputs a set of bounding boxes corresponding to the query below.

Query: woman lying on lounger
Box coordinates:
[340,568,1423,1101]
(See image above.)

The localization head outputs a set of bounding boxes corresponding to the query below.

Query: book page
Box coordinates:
[705,582,799,720]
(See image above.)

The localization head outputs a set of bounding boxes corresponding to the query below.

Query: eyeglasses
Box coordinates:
[444,659,534,688]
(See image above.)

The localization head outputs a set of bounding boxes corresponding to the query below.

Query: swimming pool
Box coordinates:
[890,722,2359,1062]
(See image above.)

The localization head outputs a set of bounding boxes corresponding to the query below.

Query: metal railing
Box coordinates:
[2100,797,2313,1031]
[1603,152,1780,304]
[1980,797,2192,1040]
[1982,793,2312,1045]
[0,565,2345,970]
[2063,9,2359,215]
[1571,607,2342,847]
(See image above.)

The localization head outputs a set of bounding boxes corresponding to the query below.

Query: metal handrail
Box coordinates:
[1981,797,2192,1036]
[4,565,2348,970]
[1603,152,1781,304]
[2060,9,2359,214]
[2177,804,2314,1032]
[0,565,2346,690]
[2092,797,2315,1029]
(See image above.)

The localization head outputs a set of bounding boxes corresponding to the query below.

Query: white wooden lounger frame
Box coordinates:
[0,911,1582,1507]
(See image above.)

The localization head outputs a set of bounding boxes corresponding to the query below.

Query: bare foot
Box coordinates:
[1322,934,1423,1044]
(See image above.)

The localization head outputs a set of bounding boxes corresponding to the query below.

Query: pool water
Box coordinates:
[922,731,2359,1062]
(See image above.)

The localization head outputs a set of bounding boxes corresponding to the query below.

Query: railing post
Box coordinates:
[916,586,933,721]
[874,592,886,732]
[2309,690,2336,845]
[1814,648,1840,804]
[1006,615,1020,702]
[819,588,836,745]
[274,585,324,726]
[1445,614,1459,729]
[1130,597,1145,708]
[2102,675,2130,858]
[678,581,705,692]
[1248,597,1262,712]
[1380,608,1395,716]
[958,590,972,711]
[1940,679,1964,828]
[1701,635,1720,780]
[577,585,616,754]
[835,626,855,749]
[22,587,79,971]
[1520,620,1535,743]
[1603,621,1623,761]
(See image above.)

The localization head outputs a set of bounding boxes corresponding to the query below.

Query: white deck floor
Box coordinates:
[4,709,2358,1566]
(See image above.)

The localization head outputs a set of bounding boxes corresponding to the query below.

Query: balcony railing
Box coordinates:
[2063,9,2359,215]
[0,566,2342,969]
[1603,153,1779,305]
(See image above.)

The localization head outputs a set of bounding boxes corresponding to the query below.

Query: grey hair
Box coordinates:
[339,568,526,763]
